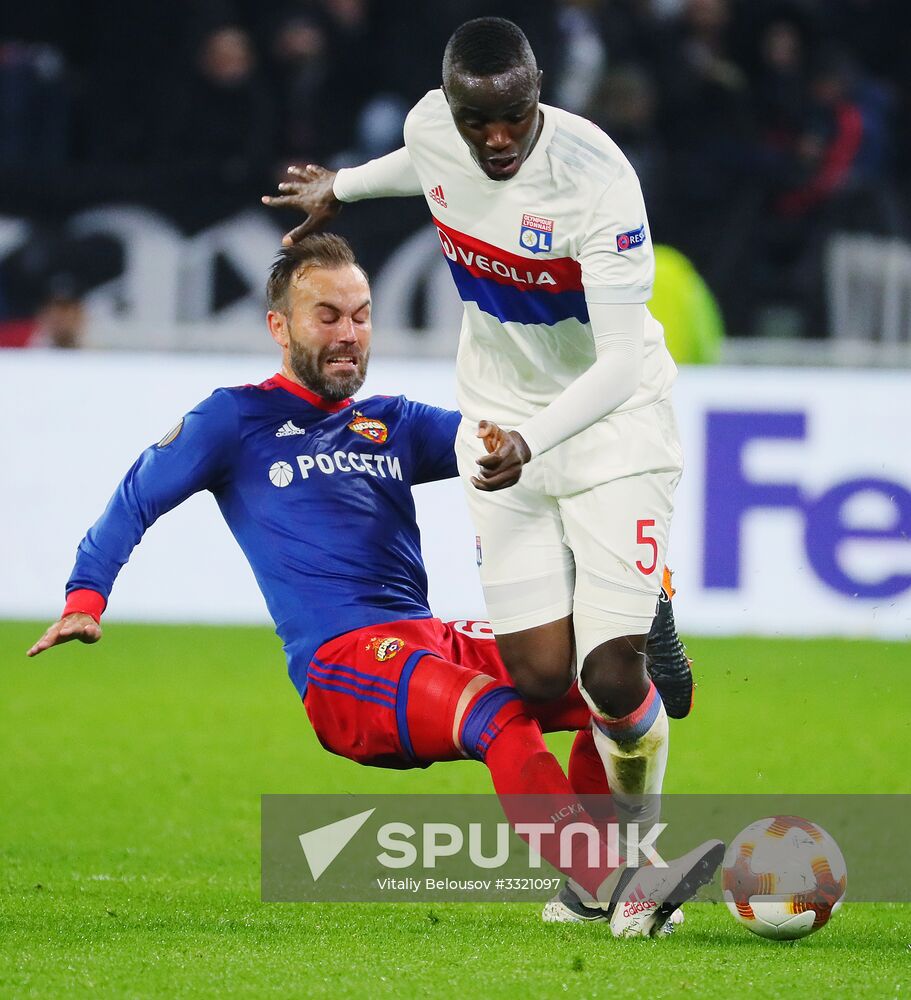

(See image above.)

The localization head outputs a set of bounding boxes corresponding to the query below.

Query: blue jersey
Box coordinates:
[67,373,462,696]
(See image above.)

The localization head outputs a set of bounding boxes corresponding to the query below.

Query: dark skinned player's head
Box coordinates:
[442,17,543,181]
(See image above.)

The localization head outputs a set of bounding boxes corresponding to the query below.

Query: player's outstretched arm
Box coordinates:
[27,613,101,657]
[471,420,531,492]
[263,148,424,245]
[27,394,234,661]
[262,165,342,246]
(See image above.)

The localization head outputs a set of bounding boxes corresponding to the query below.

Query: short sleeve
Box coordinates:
[403,399,461,485]
[578,166,655,305]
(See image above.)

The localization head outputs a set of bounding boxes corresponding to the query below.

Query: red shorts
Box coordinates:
[303,618,588,770]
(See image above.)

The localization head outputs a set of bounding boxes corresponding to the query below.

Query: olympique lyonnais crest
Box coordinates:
[519,213,554,254]
[365,636,405,662]
[348,410,388,444]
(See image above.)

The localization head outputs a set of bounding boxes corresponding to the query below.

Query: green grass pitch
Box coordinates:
[1,622,908,998]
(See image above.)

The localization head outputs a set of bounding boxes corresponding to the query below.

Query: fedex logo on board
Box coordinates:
[704,411,911,599]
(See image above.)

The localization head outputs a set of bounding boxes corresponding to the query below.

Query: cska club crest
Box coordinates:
[348,410,389,444]
[365,636,405,662]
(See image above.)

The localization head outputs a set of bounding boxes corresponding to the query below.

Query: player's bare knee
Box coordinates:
[578,634,647,711]
[494,617,574,702]
[502,655,574,703]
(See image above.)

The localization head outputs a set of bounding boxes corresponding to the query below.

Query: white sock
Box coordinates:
[583,682,669,862]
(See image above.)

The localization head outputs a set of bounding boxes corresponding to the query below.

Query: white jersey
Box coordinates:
[402,89,677,427]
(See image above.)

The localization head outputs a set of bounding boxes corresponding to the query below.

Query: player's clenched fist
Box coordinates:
[261,165,342,245]
[471,420,531,492]
[27,613,102,657]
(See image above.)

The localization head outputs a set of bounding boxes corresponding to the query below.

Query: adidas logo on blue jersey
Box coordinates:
[276,420,307,437]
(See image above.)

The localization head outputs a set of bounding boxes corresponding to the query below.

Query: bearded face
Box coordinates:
[288,336,369,402]
[274,263,372,402]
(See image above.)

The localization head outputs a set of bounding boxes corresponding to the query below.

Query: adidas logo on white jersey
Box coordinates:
[276,420,307,437]
[428,185,447,208]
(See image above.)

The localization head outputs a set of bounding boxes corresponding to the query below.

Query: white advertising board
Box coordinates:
[1,351,908,640]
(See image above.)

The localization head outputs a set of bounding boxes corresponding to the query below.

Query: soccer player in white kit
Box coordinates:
[264,17,716,926]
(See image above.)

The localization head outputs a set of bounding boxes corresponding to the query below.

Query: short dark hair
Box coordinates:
[266,234,365,312]
[443,17,536,80]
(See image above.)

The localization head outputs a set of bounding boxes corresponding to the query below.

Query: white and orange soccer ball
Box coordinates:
[721,816,847,940]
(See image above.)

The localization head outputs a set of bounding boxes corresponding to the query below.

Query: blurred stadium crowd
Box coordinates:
[1,0,908,339]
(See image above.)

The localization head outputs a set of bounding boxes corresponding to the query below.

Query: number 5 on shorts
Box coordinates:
[635,518,658,575]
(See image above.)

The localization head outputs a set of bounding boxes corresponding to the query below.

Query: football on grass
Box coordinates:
[721,815,847,940]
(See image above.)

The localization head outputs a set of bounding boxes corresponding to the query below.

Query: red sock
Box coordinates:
[568,726,616,824]
[526,681,591,733]
[484,711,617,896]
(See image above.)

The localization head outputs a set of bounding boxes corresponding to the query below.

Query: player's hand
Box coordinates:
[471,420,531,492]
[261,164,342,244]
[26,613,102,657]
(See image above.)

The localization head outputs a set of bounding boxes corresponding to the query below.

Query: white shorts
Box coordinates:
[455,398,683,640]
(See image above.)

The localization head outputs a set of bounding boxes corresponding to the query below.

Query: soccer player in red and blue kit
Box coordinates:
[28,236,721,937]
